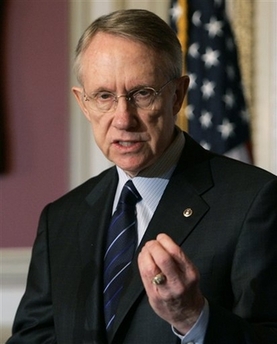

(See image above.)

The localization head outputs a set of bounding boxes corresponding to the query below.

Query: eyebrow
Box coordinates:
[86,83,157,96]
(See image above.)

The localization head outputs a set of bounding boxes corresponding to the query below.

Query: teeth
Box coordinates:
[118,141,134,147]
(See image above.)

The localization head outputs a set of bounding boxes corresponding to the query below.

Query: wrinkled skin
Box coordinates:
[138,234,204,335]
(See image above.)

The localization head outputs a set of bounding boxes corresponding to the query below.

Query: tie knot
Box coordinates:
[119,180,141,206]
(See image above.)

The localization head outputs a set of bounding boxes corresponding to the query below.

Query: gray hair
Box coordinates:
[74,9,183,85]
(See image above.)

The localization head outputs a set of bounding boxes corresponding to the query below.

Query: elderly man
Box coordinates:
[7,9,277,344]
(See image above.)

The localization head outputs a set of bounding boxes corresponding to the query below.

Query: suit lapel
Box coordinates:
[110,134,214,342]
[75,168,118,342]
[78,169,118,267]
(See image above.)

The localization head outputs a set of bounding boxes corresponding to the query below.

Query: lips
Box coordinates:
[117,141,137,147]
[112,140,144,152]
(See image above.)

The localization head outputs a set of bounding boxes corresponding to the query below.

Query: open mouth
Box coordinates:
[117,141,137,147]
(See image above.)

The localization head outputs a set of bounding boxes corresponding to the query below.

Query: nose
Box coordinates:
[112,97,138,130]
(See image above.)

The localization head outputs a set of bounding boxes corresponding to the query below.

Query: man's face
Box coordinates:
[73,32,188,176]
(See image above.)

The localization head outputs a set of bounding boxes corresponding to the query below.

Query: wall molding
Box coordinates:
[1,248,32,342]
[1,248,31,284]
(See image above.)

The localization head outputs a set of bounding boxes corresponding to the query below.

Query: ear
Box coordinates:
[72,86,91,122]
[173,75,190,115]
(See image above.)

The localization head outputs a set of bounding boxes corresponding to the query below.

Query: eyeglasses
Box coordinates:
[83,79,175,113]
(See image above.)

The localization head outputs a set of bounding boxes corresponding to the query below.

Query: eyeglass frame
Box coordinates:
[82,78,176,113]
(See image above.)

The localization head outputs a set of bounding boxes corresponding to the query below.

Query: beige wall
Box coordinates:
[253,0,277,174]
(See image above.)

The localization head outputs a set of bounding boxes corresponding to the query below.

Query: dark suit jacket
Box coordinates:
[7,133,277,344]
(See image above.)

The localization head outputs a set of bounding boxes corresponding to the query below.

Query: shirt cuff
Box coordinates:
[171,298,209,344]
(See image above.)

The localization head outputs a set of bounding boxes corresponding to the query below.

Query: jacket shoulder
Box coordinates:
[48,166,116,210]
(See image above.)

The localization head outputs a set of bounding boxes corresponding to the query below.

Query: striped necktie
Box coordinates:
[103,180,141,332]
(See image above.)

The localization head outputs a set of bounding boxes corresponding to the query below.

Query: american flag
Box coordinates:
[170,0,252,162]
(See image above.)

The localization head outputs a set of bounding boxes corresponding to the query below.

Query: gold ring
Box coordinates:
[152,273,166,285]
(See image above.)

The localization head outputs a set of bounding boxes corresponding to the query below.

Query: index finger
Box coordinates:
[140,235,182,280]
[155,233,198,280]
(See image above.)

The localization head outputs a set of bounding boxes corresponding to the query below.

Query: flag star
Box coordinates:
[223,89,235,108]
[214,0,223,6]
[200,141,211,150]
[217,119,235,139]
[199,111,213,128]
[201,80,216,99]
[169,3,183,21]
[185,104,195,120]
[188,42,200,58]
[226,65,235,80]
[241,109,250,122]
[202,48,220,68]
[205,17,224,38]
[226,37,234,51]
[192,11,202,27]
[188,73,197,89]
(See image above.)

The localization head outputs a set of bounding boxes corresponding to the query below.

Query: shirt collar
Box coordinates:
[116,126,185,189]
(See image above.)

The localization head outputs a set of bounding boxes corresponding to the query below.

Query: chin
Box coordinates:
[120,167,140,177]
[116,156,152,176]
[117,163,142,177]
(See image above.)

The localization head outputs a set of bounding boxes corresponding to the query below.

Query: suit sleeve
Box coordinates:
[205,177,277,343]
[6,205,57,344]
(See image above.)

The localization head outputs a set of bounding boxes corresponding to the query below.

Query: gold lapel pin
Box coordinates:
[183,208,193,217]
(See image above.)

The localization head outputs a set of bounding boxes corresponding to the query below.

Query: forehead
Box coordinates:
[85,31,154,57]
[80,32,166,87]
